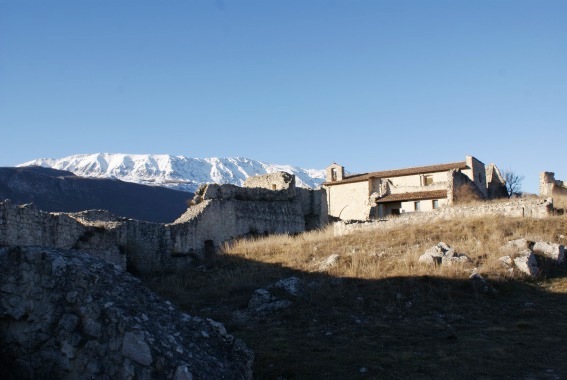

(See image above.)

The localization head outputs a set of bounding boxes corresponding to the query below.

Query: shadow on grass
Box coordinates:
[144,252,567,380]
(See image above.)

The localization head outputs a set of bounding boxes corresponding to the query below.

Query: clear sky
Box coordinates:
[1,0,565,193]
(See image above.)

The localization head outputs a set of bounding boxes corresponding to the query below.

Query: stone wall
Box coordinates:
[243,171,295,191]
[0,173,327,275]
[0,201,126,268]
[334,197,554,236]
[486,163,509,199]
[447,169,485,204]
[296,187,328,230]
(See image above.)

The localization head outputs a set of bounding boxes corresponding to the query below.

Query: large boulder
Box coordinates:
[0,246,253,380]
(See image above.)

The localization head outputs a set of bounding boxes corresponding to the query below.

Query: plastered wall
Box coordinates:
[325,181,372,221]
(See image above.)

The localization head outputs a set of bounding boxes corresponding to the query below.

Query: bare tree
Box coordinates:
[502,169,525,197]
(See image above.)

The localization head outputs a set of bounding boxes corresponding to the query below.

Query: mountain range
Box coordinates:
[19,154,326,192]
[0,166,191,223]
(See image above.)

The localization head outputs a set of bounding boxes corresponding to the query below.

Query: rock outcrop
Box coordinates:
[0,246,253,379]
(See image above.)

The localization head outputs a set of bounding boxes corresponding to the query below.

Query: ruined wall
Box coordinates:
[447,169,485,204]
[486,163,509,199]
[0,171,325,275]
[465,156,488,197]
[334,197,554,236]
[296,188,328,230]
[0,201,126,268]
[243,171,295,191]
[540,172,567,210]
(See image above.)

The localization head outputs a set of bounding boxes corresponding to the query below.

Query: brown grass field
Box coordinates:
[143,215,567,379]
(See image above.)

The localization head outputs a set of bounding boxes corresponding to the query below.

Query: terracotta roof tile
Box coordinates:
[375,190,447,203]
[324,161,468,186]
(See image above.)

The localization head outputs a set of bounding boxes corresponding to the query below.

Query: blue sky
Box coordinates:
[1,0,565,193]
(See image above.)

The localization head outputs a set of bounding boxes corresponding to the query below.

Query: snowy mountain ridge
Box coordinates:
[18,153,326,192]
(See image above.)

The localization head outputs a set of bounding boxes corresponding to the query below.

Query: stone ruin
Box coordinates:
[0,172,327,276]
[0,246,253,379]
[540,171,567,212]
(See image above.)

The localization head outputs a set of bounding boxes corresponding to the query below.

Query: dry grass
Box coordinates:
[224,215,566,281]
[143,215,567,379]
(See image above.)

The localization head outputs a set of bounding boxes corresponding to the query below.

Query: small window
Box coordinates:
[424,175,434,186]
[331,168,337,181]
[433,200,439,209]
[272,184,277,190]
[414,201,421,211]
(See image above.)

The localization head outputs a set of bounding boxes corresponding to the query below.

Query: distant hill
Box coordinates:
[18,153,326,192]
[0,166,192,223]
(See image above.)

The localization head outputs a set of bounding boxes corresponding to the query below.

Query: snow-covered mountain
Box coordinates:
[18,154,326,192]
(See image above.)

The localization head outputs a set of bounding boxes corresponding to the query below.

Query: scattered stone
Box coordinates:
[248,288,293,314]
[418,242,470,266]
[499,239,534,255]
[318,254,340,271]
[533,241,565,263]
[0,246,253,379]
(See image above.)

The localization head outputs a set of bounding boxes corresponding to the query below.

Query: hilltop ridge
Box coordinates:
[19,153,326,192]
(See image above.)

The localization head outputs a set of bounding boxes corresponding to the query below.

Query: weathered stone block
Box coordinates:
[533,241,565,263]
[513,250,539,277]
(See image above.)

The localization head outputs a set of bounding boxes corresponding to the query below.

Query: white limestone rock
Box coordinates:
[533,241,565,263]
[499,239,534,255]
[513,250,539,277]
[318,254,340,271]
[441,249,471,266]
[419,242,470,266]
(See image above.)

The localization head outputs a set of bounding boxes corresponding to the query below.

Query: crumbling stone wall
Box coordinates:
[0,173,327,275]
[296,187,328,230]
[540,172,567,210]
[243,171,295,191]
[334,197,554,236]
[447,169,485,204]
[486,163,509,199]
[0,201,125,268]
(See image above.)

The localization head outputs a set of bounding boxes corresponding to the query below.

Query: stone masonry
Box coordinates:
[540,172,567,211]
[334,197,554,236]
[0,172,326,275]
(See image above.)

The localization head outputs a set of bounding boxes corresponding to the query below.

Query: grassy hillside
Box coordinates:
[145,215,567,379]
